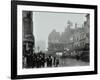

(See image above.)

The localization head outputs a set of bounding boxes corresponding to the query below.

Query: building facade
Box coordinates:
[22,11,35,68]
[72,14,90,50]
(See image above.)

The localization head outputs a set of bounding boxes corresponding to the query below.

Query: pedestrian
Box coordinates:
[46,56,52,67]
[32,53,37,68]
[46,56,49,67]
[41,53,45,67]
[36,56,40,68]
[55,58,59,67]
[53,57,56,67]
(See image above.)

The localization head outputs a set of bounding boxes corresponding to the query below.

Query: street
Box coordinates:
[58,57,89,67]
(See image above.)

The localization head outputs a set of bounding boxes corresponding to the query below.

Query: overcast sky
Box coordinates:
[33,11,86,50]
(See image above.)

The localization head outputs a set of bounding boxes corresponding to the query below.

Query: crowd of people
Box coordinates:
[23,51,59,68]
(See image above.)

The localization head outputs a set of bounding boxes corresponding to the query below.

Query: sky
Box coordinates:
[33,11,86,51]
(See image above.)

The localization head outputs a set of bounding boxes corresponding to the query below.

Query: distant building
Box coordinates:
[59,21,73,43]
[48,21,74,53]
[35,40,46,52]
[48,29,60,43]
[48,14,90,55]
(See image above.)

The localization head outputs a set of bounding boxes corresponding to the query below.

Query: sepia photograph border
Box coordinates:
[11,1,97,79]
